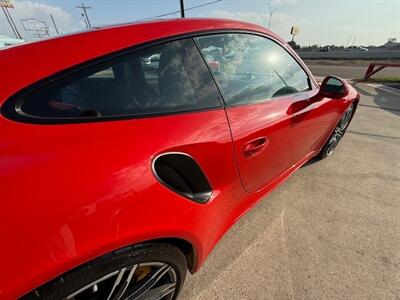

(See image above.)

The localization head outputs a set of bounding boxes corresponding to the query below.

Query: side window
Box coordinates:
[195,33,310,106]
[20,38,221,119]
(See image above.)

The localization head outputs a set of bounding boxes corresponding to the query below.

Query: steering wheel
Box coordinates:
[272,86,299,97]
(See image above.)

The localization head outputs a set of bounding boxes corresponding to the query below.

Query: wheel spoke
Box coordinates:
[65,261,177,300]
[106,267,127,300]
[124,264,172,299]
[339,107,353,130]
[335,128,343,139]
[326,135,338,155]
[113,264,138,300]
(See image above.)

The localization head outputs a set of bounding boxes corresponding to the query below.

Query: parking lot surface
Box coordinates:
[181,79,400,298]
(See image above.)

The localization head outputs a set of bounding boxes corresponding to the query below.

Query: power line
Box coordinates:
[61,16,85,32]
[180,0,223,12]
[136,0,222,22]
[61,0,223,33]
[65,5,79,16]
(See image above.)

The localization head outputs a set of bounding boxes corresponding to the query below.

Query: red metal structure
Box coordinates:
[363,62,400,80]
[0,18,359,299]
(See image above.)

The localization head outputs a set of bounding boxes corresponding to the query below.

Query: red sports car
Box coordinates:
[0,18,359,299]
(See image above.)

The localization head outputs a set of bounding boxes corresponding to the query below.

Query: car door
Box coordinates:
[196,33,327,193]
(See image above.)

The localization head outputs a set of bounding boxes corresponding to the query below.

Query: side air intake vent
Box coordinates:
[152,153,212,203]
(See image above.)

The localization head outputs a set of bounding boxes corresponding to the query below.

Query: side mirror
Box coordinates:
[319,76,349,98]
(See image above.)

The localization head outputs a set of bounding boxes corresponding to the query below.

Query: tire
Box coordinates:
[318,103,354,159]
[22,243,187,300]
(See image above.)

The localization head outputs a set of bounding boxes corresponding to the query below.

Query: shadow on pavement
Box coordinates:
[373,89,400,116]
[352,82,400,116]
[347,130,400,140]
[353,83,375,97]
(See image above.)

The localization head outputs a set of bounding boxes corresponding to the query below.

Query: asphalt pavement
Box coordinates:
[181,67,400,299]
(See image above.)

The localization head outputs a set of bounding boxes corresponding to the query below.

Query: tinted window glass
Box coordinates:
[20,39,221,119]
[196,34,310,106]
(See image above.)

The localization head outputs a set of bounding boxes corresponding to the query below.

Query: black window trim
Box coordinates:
[1,29,318,125]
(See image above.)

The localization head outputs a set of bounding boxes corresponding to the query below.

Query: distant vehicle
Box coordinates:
[201,45,222,55]
[0,18,359,299]
[319,46,331,52]
[382,40,400,49]
[0,35,25,48]
[345,46,369,52]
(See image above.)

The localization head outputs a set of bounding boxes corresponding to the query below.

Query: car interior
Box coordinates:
[21,39,219,119]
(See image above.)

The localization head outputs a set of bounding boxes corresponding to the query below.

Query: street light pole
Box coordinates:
[1,5,22,39]
[50,14,59,35]
[180,0,185,18]
[1,6,17,38]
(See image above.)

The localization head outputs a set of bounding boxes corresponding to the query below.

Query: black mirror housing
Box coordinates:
[319,76,349,98]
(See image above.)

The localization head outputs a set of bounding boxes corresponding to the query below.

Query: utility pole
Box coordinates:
[179,0,185,18]
[267,3,276,29]
[77,3,91,28]
[82,14,89,28]
[50,14,59,35]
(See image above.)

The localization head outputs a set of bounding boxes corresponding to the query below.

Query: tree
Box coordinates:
[288,40,300,50]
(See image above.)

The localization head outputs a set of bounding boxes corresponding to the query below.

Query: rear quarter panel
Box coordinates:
[0,109,245,298]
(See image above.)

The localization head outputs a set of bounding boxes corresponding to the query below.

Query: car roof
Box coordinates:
[0,18,284,105]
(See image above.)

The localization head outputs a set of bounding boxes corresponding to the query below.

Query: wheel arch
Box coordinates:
[316,99,358,158]
[148,237,197,273]
[20,237,198,299]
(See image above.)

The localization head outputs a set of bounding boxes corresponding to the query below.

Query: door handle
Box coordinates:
[242,137,269,158]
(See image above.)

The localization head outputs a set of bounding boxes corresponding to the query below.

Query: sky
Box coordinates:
[0,0,399,46]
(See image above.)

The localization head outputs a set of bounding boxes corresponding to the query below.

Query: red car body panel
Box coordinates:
[0,18,358,298]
